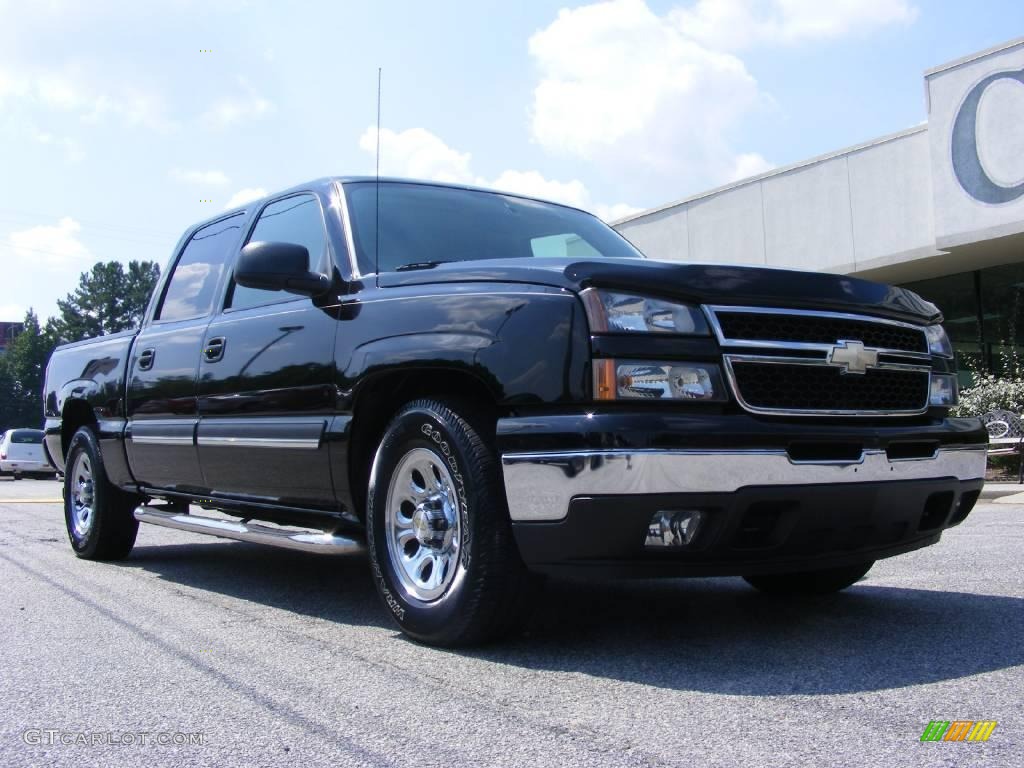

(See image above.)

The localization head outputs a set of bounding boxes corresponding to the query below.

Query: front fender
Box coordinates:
[339,287,589,405]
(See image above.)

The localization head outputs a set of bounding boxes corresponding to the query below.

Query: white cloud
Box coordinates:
[359,125,635,221]
[489,170,590,209]
[2,217,97,320]
[528,0,761,187]
[727,152,774,182]
[201,77,274,128]
[35,131,84,163]
[8,217,93,269]
[171,168,231,186]
[0,68,28,105]
[672,0,918,50]
[0,66,176,132]
[594,202,645,222]
[361,127,475,184]
[0,303,27,321]
[224,187,267,209]
[34,72,82,110]
[527,0,916,194]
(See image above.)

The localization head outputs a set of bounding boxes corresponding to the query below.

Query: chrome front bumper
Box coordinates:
[501,446,988,522]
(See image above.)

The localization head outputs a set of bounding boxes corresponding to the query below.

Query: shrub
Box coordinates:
[952,372,1024,417]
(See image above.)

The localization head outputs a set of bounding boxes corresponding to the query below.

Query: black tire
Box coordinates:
[63,426,140,560]
[743,561,875,595]
[13,473,22,481]
[367,398,536,647]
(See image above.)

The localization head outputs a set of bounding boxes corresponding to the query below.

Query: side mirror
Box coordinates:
[235,241,331,297]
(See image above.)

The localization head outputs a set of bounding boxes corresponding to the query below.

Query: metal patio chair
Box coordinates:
[980,409,1024,482]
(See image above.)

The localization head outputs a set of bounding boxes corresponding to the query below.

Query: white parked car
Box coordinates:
[0,429,56,479]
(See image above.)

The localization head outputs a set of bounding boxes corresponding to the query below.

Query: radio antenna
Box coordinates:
[375,67,382,277]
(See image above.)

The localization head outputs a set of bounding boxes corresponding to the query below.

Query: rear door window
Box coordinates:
[157,215,245,322]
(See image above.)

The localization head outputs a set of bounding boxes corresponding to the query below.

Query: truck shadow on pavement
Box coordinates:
[126,540,1024,696]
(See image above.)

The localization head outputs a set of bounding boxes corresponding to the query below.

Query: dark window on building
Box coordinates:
[227,194,328,311]
[978,263,1024,377]
[902,272,982,384]
[158,215,244,322]
[903,261,1024,384]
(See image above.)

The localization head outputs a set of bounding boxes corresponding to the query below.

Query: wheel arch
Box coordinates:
[60,399,98,464]
[346,366,503,523]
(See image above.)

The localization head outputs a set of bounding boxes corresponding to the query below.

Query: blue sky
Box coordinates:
[1,0,1022,321]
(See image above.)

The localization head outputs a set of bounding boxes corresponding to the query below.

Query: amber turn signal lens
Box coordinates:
[593,359,617,400]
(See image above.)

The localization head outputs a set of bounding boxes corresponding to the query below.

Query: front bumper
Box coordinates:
[498,411,987,577]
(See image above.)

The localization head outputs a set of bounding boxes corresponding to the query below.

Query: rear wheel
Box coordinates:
[367,398,536,647]
[743,561,874,595]
[64,427,140,560]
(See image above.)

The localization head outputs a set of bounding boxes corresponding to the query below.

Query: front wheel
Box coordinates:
[743,561,875,595]
[367,398,536,647]
[64,427,140,560]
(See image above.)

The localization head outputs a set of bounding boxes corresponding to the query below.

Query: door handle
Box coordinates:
[138,348,156,371]
[204,337,226,363]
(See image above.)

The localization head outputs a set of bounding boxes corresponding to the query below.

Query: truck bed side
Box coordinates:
[43,329,138,483]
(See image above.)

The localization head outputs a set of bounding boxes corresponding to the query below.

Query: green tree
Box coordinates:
[49,260,160,344]
[0,362,19,431]
[0,309,52,430]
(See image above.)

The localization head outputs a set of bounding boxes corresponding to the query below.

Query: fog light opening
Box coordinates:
[645,509,705,548]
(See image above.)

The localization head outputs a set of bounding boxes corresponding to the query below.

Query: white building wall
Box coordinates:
[615,128,935,275]
[687,183,765,265]
[847,128,938,270]
[761,155,854,272]
[926,39,1024,249]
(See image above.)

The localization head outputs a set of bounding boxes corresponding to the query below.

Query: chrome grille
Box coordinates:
[706,306,933,417]
[714,311,927,353]
[727,360,930,413]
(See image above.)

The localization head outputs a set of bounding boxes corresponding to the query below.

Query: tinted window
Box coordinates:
[11,429,43,444]
[228,195,328,311]
[158,215,244,321]
[346,182,642,274]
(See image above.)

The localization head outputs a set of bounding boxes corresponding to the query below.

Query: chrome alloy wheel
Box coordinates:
[70,451,96,538]
[385,447,461,602]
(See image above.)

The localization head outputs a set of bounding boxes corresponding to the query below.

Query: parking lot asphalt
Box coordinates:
[0,477,1021,767]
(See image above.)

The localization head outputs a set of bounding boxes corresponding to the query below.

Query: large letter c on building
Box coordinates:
[951,68,1024,204]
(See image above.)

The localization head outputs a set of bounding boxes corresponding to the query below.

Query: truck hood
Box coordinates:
[377,257,941,324]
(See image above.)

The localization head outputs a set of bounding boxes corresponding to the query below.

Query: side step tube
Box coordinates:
[134,507,366,556]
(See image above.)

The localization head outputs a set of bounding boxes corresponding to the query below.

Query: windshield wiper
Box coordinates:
[395,260,454,271]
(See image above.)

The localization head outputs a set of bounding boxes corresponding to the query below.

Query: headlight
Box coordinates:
[594,360,727,401]
[925,324,953,358]
[581,288,709,335]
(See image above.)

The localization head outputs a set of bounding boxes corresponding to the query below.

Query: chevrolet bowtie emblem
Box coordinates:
[827,340,878,374]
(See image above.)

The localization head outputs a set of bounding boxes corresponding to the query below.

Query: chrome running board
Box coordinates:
[133,506,366,556]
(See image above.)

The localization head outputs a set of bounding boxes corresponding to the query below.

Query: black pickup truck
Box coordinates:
[43,177,988,646]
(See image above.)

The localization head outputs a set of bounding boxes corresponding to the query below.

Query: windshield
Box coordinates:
[11,429,43,444]
[345,181,644,274]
